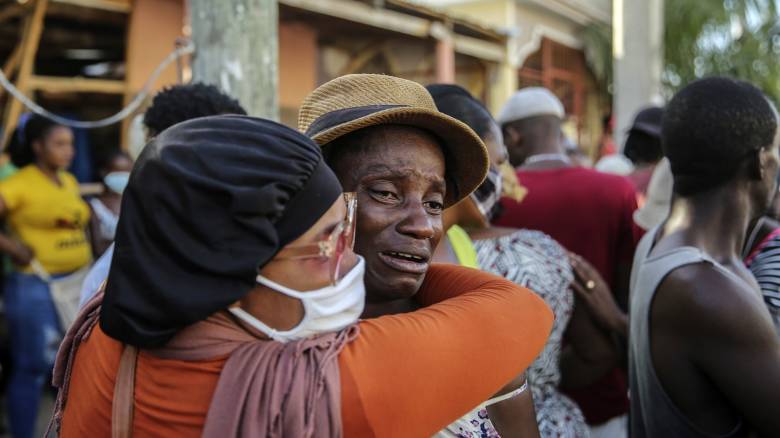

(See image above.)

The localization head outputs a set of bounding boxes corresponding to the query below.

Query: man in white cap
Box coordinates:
[493,87,640,438]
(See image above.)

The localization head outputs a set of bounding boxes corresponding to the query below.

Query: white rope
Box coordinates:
[0,41,194,129]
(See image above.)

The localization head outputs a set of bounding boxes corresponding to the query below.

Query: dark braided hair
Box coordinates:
[143,83,247,136]
[663,77,778,195]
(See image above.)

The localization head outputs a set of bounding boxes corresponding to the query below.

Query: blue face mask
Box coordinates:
[104,171,130,194]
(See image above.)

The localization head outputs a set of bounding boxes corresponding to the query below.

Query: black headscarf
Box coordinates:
[100,115,343,348]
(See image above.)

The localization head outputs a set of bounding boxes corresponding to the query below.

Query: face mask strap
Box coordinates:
[255,256,365,299]
[228,307,305,342]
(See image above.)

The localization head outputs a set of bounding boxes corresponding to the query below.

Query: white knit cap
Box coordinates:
[496,87,565,125]
[634,158,673,231]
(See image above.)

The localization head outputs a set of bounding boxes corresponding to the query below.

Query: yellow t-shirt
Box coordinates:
[0,165,91,274]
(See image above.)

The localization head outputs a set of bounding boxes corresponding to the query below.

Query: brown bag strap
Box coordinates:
[112,345,138,438]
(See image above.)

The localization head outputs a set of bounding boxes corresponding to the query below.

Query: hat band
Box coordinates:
[305,104,408,137]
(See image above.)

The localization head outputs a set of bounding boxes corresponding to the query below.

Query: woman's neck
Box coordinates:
[35,162,61,183]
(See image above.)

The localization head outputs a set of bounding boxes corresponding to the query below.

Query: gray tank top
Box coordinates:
[629,228,746,438]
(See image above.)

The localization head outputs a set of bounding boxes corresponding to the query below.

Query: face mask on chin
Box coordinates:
[228,256,366,343]
[469,165,503,223]
[104,171,130,194]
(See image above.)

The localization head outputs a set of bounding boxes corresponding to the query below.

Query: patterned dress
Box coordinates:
[473,230,589,438]
[745,228,780,336]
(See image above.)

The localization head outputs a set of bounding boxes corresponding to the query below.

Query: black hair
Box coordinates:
[624,131,663,165]
[142,83,247,136]
[97,149,132,173]
[8,115,64,168]
[663,77,778,195]
[426,84,494,139]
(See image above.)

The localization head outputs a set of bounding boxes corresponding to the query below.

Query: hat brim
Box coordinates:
[628,122,662,139]
[308,106,489,207]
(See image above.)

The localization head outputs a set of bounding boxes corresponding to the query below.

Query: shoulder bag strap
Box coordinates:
[112,345,138,438]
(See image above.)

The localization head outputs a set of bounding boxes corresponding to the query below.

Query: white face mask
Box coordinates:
[228,256,365,343]
[104,171,130,194]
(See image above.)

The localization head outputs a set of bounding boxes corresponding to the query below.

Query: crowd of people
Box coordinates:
[0,72,778,438]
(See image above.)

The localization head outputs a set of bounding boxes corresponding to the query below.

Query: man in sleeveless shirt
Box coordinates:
[629,77,780,437]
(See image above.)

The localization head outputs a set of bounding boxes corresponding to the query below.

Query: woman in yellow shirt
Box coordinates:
[0,115,91,438]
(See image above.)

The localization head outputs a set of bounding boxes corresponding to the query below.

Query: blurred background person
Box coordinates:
[623,106,665,204]
[743,171,780,336]
[744,212,780,337]
[0,115,91,438]
[88,151,133,258]
[633,158,673,232]
[79,83,247,308]
[766,174,780,222]
[495,87,637,438]
[563,134,592,168]
[429,83,622,437]
[597,114,616,160]
[595,154,634,176]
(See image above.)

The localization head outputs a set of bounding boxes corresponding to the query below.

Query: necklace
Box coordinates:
[524,153,571,165]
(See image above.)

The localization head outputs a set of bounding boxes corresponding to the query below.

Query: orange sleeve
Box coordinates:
[339,264,553,437]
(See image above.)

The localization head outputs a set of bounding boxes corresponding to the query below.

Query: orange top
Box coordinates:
[60,264,552,437]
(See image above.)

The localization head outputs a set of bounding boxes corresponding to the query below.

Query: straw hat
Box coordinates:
[298,74,488,207]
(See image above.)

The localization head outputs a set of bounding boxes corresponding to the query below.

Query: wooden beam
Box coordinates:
[281,0,506,62]
[280,0,431,38]
[338,44,384,76]
[2,43,23,82]
[51,0,130,13]
[0,3,28,24]
[453,34,505,63]
[0,44,24,101]
[28,75,127,94]
[2,0,48,150]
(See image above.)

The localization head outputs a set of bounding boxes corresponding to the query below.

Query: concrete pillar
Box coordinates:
[431,21,456,84]
[612,0,664,149]
[487,61,517,116]
[190,0,278,120]
[435,38,456,84]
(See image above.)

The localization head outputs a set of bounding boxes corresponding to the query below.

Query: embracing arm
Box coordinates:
[486,372,540,438]
[340,264,553,437]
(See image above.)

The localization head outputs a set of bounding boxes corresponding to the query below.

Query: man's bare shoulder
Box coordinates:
[654,261,772,349]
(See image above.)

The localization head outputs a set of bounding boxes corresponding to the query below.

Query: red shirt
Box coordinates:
[494,166,639,424]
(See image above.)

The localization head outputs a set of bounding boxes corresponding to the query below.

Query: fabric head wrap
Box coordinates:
[100,115,343,348]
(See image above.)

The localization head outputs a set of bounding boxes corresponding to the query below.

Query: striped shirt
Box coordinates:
[745,228,780,336]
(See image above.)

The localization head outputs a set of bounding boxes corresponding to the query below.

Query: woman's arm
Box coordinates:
[569,253,628,338]
[558,295,619,391]
[486,372,540,438]
[0,196,32,265]
[340,264,553,438]
[87,205,110,258]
